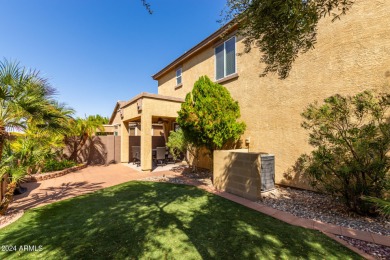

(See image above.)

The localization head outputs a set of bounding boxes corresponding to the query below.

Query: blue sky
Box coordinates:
[0,0,226,118]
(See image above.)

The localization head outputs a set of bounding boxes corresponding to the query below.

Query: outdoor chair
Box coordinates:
[132,146,141,167]
[166,150,175,164]
[155,146,166,166]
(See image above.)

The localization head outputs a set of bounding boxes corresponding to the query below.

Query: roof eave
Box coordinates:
[152,22,237,81]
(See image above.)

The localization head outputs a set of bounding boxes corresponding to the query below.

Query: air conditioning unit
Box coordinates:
[261,154,275,192]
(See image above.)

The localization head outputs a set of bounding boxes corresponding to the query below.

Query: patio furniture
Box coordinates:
[155,147,167,166]
[166,149,175,164]
[132,146,141,167]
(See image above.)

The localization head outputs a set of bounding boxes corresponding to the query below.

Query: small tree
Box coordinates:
[300,91,390,215]
[177,76,246,159]
[166,128,200,168]
[66,115,107,162]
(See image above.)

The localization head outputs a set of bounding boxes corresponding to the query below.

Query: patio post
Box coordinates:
[140,114,152,171]
[120,121,129,163]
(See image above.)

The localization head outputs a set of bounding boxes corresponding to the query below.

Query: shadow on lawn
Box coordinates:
[0,182,359,259]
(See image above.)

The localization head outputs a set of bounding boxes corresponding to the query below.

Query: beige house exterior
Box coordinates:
[152,1,390,188]
[108,93,183,171]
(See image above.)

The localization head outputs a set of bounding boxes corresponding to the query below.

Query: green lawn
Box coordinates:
[0,181,361,259]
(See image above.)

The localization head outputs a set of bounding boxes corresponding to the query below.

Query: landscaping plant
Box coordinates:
[42,159,77,173]
[66,115,108,162]
[177,76,246,160]
[0,59,74,215]
[166,128,200,169]
[300,91,390,215]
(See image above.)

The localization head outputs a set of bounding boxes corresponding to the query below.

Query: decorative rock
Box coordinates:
[337,235,390,259]
[258,186,389,236]
[24,164,88,182]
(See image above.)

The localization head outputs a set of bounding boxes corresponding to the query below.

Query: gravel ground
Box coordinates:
[258,186,390,259]
[258,187,390,236]
[337,235,390,260]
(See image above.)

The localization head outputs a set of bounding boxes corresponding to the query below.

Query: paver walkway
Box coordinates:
[10,164,181,212]
[9,164,389,259]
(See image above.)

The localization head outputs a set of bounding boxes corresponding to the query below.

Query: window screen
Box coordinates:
[215,44,225,80]
[215,37,236,80]
[176,68,182,85]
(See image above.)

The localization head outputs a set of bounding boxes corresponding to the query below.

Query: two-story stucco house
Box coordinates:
[110,0,389,188]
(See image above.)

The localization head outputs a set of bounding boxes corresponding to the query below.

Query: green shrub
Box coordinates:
[300,91,390,215]
[42,159,77,173]
[177,76,246,154]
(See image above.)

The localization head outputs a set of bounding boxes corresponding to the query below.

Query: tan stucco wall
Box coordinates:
[156,0,390,188]
[214,149,262,201]
[120,96,183,170]
[106,111,122,136]
[112,111,122,125]
[103,125,114,133]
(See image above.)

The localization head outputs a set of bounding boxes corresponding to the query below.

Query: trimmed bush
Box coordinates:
[43,159,77,173]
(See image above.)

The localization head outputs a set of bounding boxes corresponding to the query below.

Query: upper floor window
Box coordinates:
[215,36,236,80]
[176,67,182,86]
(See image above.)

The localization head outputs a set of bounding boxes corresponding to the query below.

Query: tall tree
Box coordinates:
[67,115,107,162]
[0,59,74,214]
[0,59,72,161]
[223,0,355,79]
[177,76,246,156]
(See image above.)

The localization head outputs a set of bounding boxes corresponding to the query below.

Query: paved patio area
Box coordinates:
[124,161,183,172]
[10,163,181,212]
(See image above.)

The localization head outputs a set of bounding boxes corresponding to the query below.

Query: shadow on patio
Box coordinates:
[11,181,105,212]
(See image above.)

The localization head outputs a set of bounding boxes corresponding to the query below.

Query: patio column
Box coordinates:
[120,121,129,163]
[140,114,152,171]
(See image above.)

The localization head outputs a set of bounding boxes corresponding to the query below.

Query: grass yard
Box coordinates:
[0,181,361,259]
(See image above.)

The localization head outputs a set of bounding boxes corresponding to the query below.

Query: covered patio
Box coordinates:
[118,93,184,171]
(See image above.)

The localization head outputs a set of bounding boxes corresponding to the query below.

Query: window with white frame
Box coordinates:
[176,67,182,86]
[215,36,236,80]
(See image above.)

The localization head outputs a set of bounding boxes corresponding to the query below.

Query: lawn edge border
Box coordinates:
[171,177,383,259]
[0,210,24,230]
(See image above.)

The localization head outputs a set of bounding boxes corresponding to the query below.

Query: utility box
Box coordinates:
[260,154,275,192]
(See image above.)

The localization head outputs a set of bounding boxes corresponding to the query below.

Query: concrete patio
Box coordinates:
[124,161,184,172]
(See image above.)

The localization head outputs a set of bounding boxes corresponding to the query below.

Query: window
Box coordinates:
[215,36,236,80]
[176,68,182,86]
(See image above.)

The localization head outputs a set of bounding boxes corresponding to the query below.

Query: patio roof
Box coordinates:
[108,93,184,125]
[108,100,126,125]
[120,92,184,110]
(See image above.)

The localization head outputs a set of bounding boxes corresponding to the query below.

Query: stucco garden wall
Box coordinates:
[214,149,262,201]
